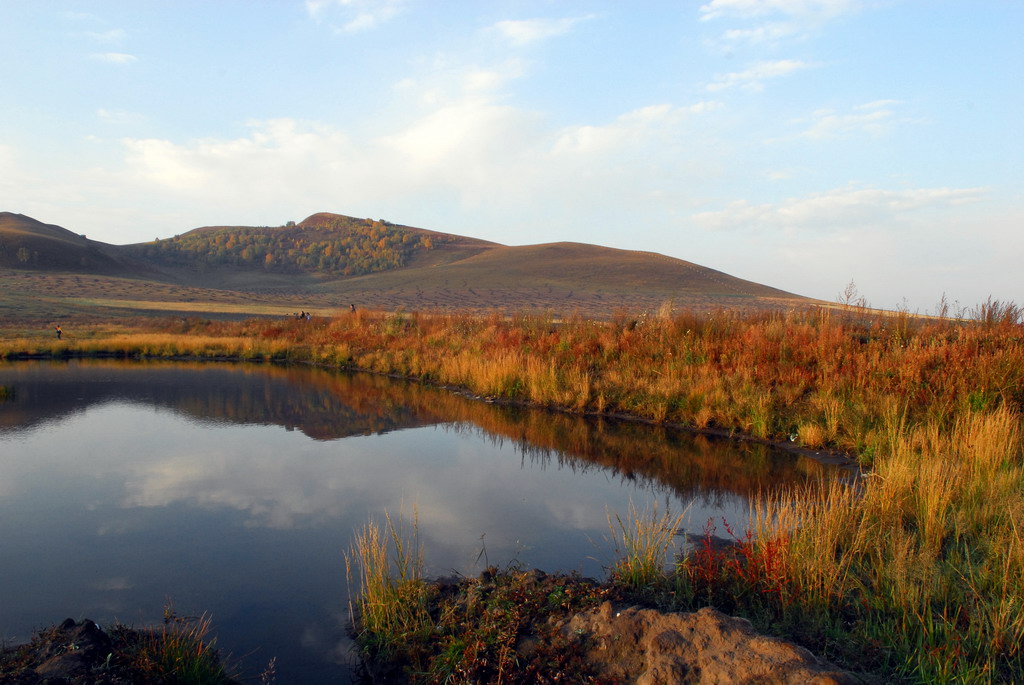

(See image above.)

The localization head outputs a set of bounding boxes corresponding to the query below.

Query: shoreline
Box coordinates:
[3,349,863,472]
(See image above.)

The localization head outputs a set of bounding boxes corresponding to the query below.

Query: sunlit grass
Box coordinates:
[0,332,294,361]
[344,511,434,661]
[733,407,1024,680]
[606,501,685,592]
[64,297,304,316]
[128,609,234,685]
[8,304,1022,462]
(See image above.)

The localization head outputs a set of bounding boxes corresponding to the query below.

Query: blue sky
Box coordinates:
[1,1,1021,310]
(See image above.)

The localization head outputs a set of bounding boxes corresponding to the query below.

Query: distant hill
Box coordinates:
[306,238,804,315]
[0,212,142,275]
[0,211,814,321]
[121,213,495,278]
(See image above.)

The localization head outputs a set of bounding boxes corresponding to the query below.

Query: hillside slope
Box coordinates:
[0,212,138,274]
[0,211,813,321]
[311,240,805,315]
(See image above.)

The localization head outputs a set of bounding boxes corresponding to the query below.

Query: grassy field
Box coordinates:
[0,263,809,325]
[0,269,332,325]
[3,303,1022,682]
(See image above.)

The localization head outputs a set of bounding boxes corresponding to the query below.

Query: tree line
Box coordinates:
[128,216,438,276]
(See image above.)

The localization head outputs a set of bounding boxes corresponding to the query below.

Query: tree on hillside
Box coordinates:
[124,217,444,277]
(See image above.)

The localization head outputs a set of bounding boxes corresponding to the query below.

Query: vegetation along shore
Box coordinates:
[2,301,1023,682]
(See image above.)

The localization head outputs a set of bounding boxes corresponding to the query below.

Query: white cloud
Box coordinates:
[463,59,526,94]
[491,15,595,46]
[0,142,124,228]
[857,99,901,110]
[796,100,900,139]
[721,21,800,44]
[463,69,506,93]
[706,59,813,91]
[93,52,137,64]
[408,58,527,104]
[379,100,539,177]
[122,119,355,194]
[110,85,721,247]
[123,139,213,190]
[60,11,100,22]
[552,102,718,156]
[97,108,145,126]
[690,187,1020,309]
[692,185,988,232]
[305,0,328,18]
[700,0,862,21]
[305,0,406,33]
[86,28,126,43]
[701,0,863,45]
[0,143,15,169]
[0,144,19,198]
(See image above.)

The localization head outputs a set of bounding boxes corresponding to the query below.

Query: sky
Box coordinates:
[1,0,1021,311]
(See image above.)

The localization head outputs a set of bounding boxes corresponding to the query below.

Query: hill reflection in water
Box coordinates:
[0,359,829,504]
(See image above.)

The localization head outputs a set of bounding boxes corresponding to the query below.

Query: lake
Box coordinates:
[0,360,837,682]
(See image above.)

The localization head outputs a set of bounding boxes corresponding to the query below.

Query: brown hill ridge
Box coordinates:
[0,211,814,320]
[0,212,137,275]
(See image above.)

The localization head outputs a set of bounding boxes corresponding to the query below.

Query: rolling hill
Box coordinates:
[0,211,814,322]
[0,212,145,275]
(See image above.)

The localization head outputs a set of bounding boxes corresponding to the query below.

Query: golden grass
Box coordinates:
[63,298,308,316]
[607,502,686,591]
[748,406,1024,680]
[344,511,434,659]
[0,332,296,361]
[7,307,1021,458]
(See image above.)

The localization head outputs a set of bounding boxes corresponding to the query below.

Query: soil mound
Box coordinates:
[560,601,861,684]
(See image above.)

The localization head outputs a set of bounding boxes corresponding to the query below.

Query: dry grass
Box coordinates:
[737,407,1024,680]
[0,332,295,361]
[607,502,686,591]
[8,307,1022,459]
[344,511,434,660]
[129,608,235,685]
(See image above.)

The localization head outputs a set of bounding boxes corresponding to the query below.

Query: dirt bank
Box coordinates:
[559,601,864,684]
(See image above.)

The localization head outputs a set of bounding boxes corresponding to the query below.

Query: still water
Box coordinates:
[0,360,834,682]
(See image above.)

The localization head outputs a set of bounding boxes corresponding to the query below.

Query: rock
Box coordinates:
[561,602,861,684]
[33,619,113,681]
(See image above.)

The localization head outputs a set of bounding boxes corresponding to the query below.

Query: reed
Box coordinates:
[0,332,300,362]
[126,608,234,685]
[606,502,686,593]
[344,511,434,660]
[343,512,611,683]
[742,407,1024,680]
